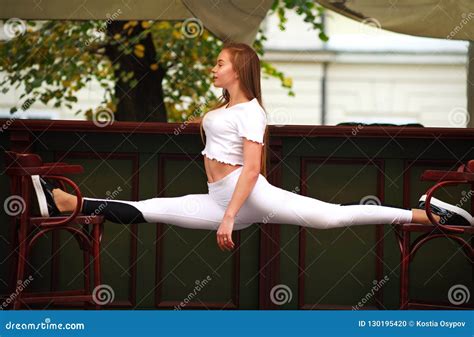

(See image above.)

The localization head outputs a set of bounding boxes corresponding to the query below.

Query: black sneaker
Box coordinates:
[417,195,473,227]
[31,175,61,217]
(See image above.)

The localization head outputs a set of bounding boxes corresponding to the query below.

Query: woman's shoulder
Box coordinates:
[234,98,266,116]
[232,102,266,128]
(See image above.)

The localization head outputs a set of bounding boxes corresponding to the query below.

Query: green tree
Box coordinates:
[0,0,328,122]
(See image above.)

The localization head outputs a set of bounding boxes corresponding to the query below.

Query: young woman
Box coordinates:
[31,42,474,252]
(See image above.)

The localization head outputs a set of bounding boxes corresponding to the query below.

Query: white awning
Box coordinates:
[316,0,474,42]
[0,0,274,44]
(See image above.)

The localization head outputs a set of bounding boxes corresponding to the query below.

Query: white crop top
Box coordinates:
[201,98,267,166]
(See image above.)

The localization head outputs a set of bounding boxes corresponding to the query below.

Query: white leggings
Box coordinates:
[81,166,413,230]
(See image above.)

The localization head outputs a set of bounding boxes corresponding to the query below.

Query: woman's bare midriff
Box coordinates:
[204,155,242,183]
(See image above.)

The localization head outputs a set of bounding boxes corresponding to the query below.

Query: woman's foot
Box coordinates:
[416,195,473,227]
[31,176,80,216]
[31,175,61,217]
[52,187,80,213]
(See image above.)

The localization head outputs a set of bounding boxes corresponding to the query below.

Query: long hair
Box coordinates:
[199,42,269,177]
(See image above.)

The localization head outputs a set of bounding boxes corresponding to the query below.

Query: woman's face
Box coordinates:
[211,49,238,89]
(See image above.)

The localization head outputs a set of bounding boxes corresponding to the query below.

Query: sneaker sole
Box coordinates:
[419,195,473,226]
[31,175,50,217]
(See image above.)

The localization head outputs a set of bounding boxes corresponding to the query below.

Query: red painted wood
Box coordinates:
[422,171,474,181]
[4,151,106,309]
[399,230,410,310]
[397,159,474,310]
[157,300,237,309]
[54,151,140,308]
[4,119,474,140]
[259,137,282,310]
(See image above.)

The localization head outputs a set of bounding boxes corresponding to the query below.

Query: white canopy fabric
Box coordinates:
[316,0,474,42]
[2,0,472,42]
[0,0,274,44]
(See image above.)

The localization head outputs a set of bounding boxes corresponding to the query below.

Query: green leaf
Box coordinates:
[0,9,327,122]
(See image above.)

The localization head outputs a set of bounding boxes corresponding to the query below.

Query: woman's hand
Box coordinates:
[216,214,235,251]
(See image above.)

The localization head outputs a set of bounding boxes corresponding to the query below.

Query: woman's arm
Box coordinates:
[216,139,262,251]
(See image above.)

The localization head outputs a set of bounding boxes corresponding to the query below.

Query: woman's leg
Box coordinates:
[52,188,229,230]
[237,177,437,229]
[83,195,228,230]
